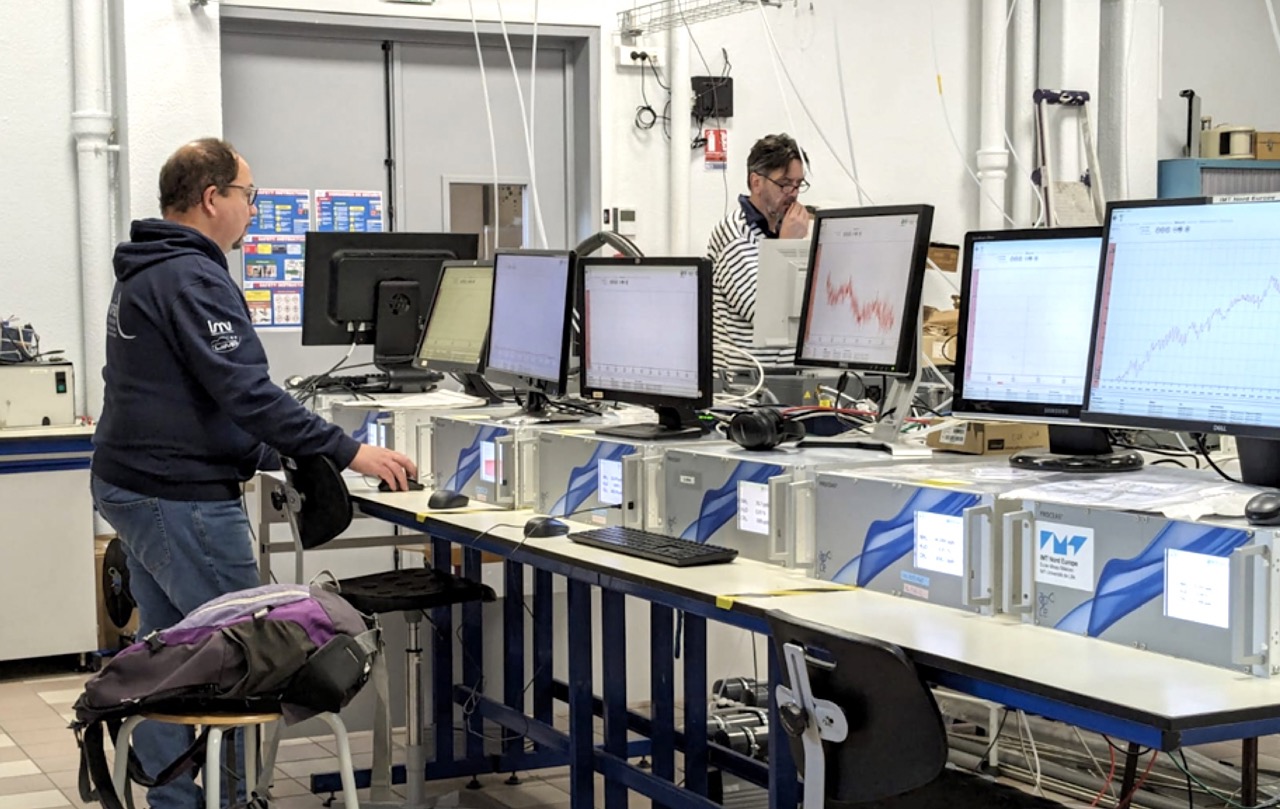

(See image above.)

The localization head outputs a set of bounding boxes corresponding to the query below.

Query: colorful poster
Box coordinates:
[248,188,311,236]
[315,190,385,233]
[242,235,306,328]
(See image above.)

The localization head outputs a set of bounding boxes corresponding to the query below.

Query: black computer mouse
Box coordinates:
[427,489,470,509]
[523,515,570,539]
[1245,491,1280,525]
[378,478,425,493]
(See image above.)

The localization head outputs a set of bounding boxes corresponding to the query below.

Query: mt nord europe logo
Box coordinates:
[1040,530,1088,556]
[1035,521,1095,591]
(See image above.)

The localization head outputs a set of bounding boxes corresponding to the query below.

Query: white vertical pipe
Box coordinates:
[1009,0,1037,226]
[1099,0,1160,201]
[977,0,1010,230]
[72,0,115,419]
[668,25,691,254]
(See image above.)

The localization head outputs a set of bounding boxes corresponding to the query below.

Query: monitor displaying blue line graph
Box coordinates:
[1084,197,1280,437]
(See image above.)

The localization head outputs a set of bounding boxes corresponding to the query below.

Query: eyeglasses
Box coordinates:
[755,172,809,194]
[224,184,258,205]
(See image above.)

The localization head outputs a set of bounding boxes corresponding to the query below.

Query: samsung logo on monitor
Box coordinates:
[1043,407,1070,416]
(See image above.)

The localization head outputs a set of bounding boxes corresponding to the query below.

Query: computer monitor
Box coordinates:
[755,238,811,348]
[301,232,479,387]
[413,260,502,402]
[795,205,933,375]
[1083,196,1280,485]
[953,227,1142,472]
[483,250,576,416]
[579,256,712,439]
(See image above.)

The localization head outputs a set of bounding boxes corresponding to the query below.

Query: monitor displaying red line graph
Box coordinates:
[1083,196,1280,437]
[795,205,934,375]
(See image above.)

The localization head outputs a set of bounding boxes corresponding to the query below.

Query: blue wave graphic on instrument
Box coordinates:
[444,425,510,491]
[679,463,785,543]
[549,442,635,516]
[1055,523,1250,637]
[830,490,982,587]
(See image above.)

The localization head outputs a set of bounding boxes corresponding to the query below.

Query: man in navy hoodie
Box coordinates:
[91,138,416,809]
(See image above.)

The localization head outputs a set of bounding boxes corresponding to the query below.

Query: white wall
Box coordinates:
[0,2,84,381]
[1160,0,1280,159]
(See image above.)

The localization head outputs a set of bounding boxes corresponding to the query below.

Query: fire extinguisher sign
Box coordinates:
[704,128,727,170]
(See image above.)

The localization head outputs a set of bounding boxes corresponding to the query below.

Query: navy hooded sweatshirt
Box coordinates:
[92,219,360,501]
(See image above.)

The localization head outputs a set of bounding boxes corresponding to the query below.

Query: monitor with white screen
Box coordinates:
[953,227,1142,472]
[483,250,575,414]
[580,256,712,439]
[1083,196,1280,485]
[754,238,811,348]
[415,261,493,372]
[795,205,933,375]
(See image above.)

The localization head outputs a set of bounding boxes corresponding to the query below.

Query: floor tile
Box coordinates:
[40,772,78,791]
[0,737,11,750]
[0,753,27,766]
[33,693,80,709]
[0,762,41,780]
[4,730,73,749]
[0,774,56,797]
[0,790,69,809]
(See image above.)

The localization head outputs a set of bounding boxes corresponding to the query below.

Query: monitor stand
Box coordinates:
[595,404,704,441]
[1009,425,1143,473]
[508,390,581,425]
[376,362,442,394]
[1237,437,1280,486]
[456,372,506,405]
[797,377,932,457]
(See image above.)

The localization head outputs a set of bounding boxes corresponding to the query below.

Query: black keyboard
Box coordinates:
[568,526,738,567]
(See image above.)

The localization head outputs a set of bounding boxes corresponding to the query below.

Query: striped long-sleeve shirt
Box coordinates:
[706,197,794,370]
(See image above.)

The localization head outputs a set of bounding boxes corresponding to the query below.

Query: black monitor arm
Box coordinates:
[574,230,644,259]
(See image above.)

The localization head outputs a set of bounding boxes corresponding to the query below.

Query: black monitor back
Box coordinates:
[302,232,479,347]
[766,610,947,806]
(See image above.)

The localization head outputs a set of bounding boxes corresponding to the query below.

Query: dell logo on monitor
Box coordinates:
[1044,407,1069,416]
[1212,424,1227,433]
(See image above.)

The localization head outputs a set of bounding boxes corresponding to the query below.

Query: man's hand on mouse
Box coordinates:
[778,201,812,240]
[350,444,418,491]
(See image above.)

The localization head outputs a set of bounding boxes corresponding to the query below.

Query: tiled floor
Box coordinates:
[0,663,583,809]
[6,661,1276,809]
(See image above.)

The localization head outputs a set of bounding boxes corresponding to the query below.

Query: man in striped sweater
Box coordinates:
[707,133,812,370]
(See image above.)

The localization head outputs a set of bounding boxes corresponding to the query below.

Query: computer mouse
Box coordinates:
[523,516,570,539]
[1245,491,1280,525]
[427,489,470,509]
[378,478,425,493]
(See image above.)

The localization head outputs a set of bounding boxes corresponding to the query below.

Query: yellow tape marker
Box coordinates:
[715,584,856,610]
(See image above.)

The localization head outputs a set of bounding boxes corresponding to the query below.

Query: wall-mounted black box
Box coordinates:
[691,75,733,119]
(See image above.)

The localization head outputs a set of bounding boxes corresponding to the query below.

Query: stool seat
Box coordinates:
[141,712,283,726]
[337,567,496,614]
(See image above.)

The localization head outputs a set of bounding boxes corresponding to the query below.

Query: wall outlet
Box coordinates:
[616,45,666,69]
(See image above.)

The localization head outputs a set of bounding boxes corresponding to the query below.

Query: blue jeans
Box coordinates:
[91,476,261,809]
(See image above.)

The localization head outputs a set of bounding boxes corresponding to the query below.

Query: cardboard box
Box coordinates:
[926,420,1048,455]
[927,242,959,272]
[920,334,956,365]
[94,535,138,651]
[1257,132,1280,160]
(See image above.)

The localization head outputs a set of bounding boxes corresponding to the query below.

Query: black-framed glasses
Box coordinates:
[755,172,809,194]
[225,184,258,205]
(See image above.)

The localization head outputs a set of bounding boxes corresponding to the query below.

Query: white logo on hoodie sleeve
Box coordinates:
[107,292,136,340]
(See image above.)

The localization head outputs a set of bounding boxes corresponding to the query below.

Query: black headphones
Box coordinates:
[728,408,806,451]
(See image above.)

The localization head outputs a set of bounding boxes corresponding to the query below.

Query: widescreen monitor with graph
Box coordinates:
[1083,196,1280,443]
[794,205,934,375]
[953,227,1103,422]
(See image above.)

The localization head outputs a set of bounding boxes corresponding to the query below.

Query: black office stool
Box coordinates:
[272,455,496,808]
